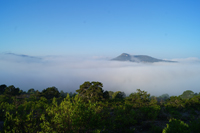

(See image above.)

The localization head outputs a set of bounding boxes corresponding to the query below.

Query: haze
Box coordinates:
[0,53,200,96]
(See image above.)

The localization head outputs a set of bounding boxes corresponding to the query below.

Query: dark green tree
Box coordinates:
[180,90,194,99]
[76,81,108,102]
[0,84,7,95]
[19,90,26,94]
[162,119,190,133]
[41,86,60,99]
[69,92,77,98]
[112,91,126,99]
[103,91,109,100]
[157,93,170,103]
[60,90,66,98]
[108,91,114,99]
[159,94,170,99]
[28,88,36,94]
[126,89,151,107]
[4,85,20,96]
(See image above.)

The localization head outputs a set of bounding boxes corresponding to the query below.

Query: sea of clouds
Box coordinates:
[0,53,200,96]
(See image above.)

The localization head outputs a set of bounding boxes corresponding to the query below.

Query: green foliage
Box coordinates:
[0,102,15,121]
[162,118,190,133]
[4,85,20,96]
[138,105,161,120]
[189,118,200,132]
[108,91,114,99]
[3,110,41,132]
[0,84,7,95]
[59,90,67,98]
[157,93,170,103]
[149,125,163,133]
[2,97,49,132]
[0,95,12,104]
[125,89,151,107]
[135,97,160,121]
[165,96,186,109]
[103,91,109,100]
[41,86,60,99]
[164,96,187,119]
[40,94,104,132]
[109,104,137,132]
[180,90,194,99]
[27,88,36,94]
[124,90,161,121]
[185,95,200,110]
[112,91,126,99]
[159,94,170,99]
[1,82,200,132]
[76,81,108,102]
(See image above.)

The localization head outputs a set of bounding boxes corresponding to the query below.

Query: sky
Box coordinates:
[1,0,200,96]
[1,0,200,58]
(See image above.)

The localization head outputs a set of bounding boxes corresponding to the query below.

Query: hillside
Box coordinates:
[112,53,176,63]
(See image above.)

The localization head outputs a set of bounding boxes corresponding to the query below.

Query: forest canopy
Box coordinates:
[0,82,200,132]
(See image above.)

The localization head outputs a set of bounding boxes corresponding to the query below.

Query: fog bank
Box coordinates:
[0,53,200,96]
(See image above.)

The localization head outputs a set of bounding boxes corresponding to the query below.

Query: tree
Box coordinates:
[60,90,66,98]
[69,92,77,98]
[0,84,7,95]
[112,91,126,99]
[162,119,189,133]
[157,93,170,103]
[19,90,26,94]
[4,85,20,96]
[180,90,194,99]
[76,81,108,102]
[159,94,170,99]
[103,91,109,100]
[128,89,150,101]
[28,88,36,94]
[108,91,114,99]
[41,86,60,99]
[126,89,151,107]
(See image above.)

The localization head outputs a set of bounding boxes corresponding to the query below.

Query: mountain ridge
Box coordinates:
[112,53,176,63]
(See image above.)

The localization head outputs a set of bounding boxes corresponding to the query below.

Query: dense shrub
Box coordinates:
[39,94,105,132]
[162,118,190,133]
[2,97,49,132]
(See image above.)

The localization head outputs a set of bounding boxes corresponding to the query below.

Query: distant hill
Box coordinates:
[112,53,176,63]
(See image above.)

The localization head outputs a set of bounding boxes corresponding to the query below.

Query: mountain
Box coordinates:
[6,53,42,60]
[112,53,176,63]
[1,53,43,63]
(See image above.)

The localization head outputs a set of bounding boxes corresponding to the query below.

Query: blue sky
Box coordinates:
[1,0,200,59]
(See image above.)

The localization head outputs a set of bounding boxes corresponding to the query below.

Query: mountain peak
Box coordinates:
[121,53,129,56]
[112,53,176,63]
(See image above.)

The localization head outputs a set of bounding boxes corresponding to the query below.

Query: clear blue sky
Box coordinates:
[1,0,200,59]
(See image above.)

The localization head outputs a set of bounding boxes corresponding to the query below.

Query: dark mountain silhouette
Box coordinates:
[112,53,176,63]
[2,53,43,63]
[6,53,42,60]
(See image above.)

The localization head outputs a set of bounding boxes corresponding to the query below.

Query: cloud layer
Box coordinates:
[0,53,200,96]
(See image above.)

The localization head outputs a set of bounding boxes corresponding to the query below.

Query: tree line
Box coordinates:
[0,82,200,132]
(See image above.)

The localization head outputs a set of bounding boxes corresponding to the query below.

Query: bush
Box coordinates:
[149,125,162,133]
[39,94,105,132]
[189,118,200,132]
[2,97,49,132]
[162,118,190,133]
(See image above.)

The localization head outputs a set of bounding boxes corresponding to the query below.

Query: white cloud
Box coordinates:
[169,57,200,63]
[0,53,200,96]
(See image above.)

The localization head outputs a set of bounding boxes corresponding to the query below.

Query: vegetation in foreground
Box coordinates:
[0,82,200,133]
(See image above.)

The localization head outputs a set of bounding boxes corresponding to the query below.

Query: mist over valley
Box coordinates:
[1,52,200,97]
